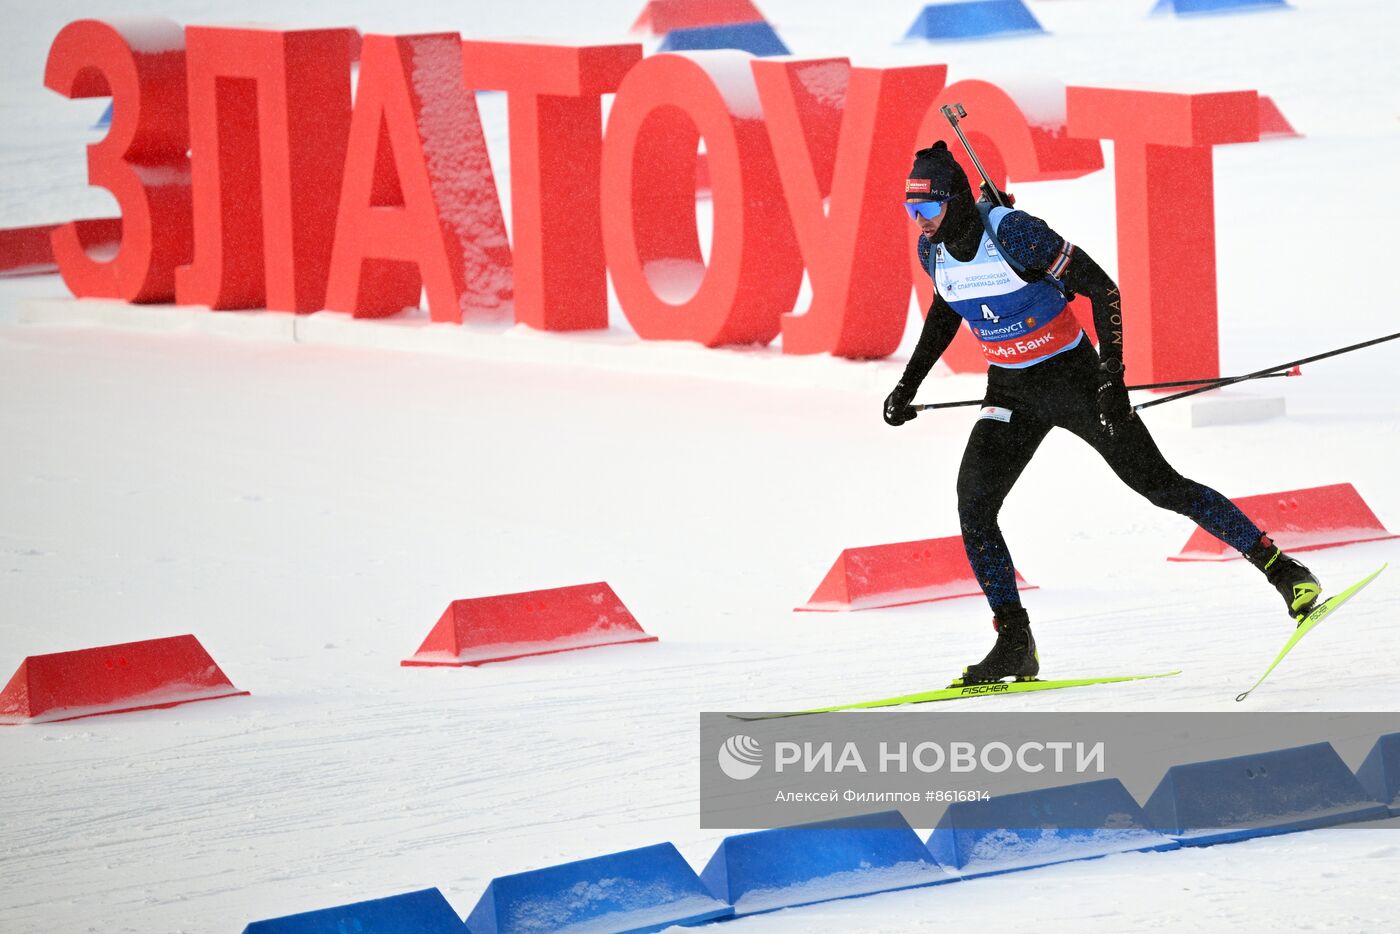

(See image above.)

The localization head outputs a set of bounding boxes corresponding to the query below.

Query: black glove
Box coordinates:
[1095,363,1132,441]
[883,381,918,427]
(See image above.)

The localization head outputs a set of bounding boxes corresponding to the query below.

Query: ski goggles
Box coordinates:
[904,199,951,220]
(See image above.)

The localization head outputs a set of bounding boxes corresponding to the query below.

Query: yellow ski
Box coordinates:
[730,670,1182,721]
[1236,563,1387,702]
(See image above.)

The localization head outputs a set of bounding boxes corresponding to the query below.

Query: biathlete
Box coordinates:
[885,141,1322,685]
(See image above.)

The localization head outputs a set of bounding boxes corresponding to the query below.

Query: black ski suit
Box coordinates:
[895,205,1262,611]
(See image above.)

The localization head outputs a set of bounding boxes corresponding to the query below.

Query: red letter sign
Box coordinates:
[43,18,190,302]
[462,41,642,331]
[600,51,802,346]
[756,60,947,358]
[1068,87,1258,383]
[177,27,354,312]
[324,34,512,322]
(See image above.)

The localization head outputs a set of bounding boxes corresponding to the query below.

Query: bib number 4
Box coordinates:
[981,303,1000,324]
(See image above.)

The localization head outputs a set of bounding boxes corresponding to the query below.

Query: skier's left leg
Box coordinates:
[1069,409,1321,620]
[954,405,1051,683]
[957,408,1050,614]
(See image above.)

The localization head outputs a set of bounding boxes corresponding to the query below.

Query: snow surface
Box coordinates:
[948,826,1176,876]
[3,1,1400,933]
[730,859,952,915]
[499,887,728,934]
[792,60,848,110]
[1,685,250,726]
[679,50,766,121]
[980,75,1070,130]
[103,16,188,55]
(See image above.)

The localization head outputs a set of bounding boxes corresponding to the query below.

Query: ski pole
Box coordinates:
[940,103,1005,208]
[910,368,1299,413]
[1133,330,1400,412]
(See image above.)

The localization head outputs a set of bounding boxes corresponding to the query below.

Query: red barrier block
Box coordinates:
[797,536,1037,612]
[1067,87,1258,385]
[1257,95,1301,138]
[44,18,191,302]
[462,41,642,332]
[402,582,657,666]
[177,26,354,312]
[631,0,765,34]
[600,52,802,346]
[914,79,1105,374]
[0,635,248,725]
[755,60,946,358]
[1170,483,1398,562]
[324,33,513,323]
[0,219,120,276]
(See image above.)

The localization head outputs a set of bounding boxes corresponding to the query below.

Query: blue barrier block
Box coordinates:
[1142,742,1389,846]
[925,779,1177,878]
[242,888,464,934]
[93,101,113,130]
[657,21,790,56]
[465,843,732,934]
[699,811,954,916]
[1356,732,1400,816]
[903,1,1046,41]
[1151,0,1289,15]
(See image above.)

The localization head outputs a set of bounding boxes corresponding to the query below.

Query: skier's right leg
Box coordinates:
[955,406,1051,683]
[1029,339,1322,622]
[1067,392,1322,621]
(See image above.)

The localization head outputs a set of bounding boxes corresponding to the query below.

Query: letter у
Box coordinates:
[753,60,946,358]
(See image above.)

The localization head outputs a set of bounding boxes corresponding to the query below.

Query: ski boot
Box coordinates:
[1245,534,1322,623]
[952,606,1039,685]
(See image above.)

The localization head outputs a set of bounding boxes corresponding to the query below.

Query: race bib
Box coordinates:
[979,406,1012,423]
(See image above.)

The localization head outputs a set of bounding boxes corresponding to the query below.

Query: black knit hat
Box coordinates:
[905,140,971,201]
[906,140,977,245]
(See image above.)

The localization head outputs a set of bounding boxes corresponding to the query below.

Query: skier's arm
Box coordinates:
[1062,249,1124,375]
[884,235,963,425]
[884,295,960,426]
[904,293,963,386]
[1062,248,1133,437]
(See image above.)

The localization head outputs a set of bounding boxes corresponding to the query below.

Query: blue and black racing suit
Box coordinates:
[904,205,1263,611]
